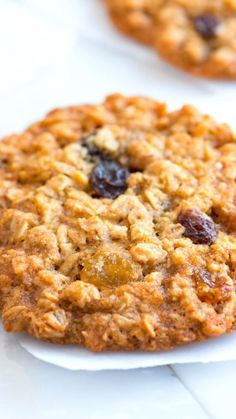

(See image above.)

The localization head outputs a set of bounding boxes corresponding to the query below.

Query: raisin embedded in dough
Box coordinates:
[90,160,130,199]
[178,209,217,245]
[194,14,220,39]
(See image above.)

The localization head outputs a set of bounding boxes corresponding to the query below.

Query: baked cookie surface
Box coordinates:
[1,94,236,352]
[104,0,161,44]
[104,0,236,79]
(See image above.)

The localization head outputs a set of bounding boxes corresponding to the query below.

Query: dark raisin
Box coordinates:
[194,14,219,39]
[198,271,214,288]
[90,160,130,199]
[178,208,217,245]
[0,159,7,167]
[80,133,106,161]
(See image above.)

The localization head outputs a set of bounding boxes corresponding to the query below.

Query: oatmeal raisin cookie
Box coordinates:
[0,94,236,351]
[104,0,236,79]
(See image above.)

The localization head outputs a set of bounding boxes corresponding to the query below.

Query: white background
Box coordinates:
[0,1,236,418]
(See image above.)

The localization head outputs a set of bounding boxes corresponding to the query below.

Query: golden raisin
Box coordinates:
[80,245,142,288]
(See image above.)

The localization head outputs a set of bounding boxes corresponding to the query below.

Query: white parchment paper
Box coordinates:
[20,333,236,370]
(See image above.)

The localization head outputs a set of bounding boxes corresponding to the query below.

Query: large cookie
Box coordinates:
[104,0,236,79]
[1,94,236,352]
